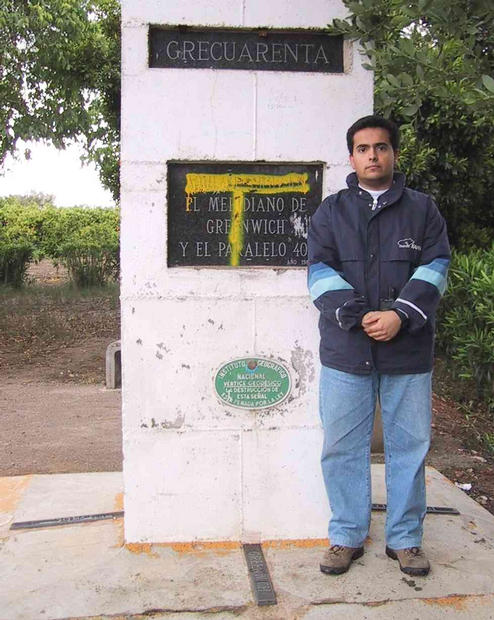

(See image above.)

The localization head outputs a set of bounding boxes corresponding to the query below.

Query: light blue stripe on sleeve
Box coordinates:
[411,266,447,295]
[423,258,450,276]
[308,261,329,276]
[308,261,346,284]
[309,266,346,287]
[308,262,354,300]
[310,274,353,301]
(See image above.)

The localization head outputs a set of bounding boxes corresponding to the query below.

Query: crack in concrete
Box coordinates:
[62,603,251,618]
[311,592,492,609]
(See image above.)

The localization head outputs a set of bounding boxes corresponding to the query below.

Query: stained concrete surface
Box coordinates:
[1,467,494,619]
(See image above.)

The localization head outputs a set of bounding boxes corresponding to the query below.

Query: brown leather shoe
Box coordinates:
[320,544,364,575]
[386,546,430,576]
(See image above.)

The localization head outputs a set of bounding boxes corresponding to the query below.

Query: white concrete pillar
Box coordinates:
[121,0,373,543]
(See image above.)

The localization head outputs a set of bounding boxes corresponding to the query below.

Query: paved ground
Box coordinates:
[1,466,494,619]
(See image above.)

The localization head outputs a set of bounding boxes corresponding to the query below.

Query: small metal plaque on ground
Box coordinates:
[371,503,459,515]
[10,511,124,530]
[215,357,291,409]
[243,544,277,606]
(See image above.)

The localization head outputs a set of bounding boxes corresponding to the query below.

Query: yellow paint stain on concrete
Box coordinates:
[185,171,309,265]
[124,540,241,557]
[423,595,478,611]
[0,476,32,514]
[125,543,160,558]
[262,538,328,549]
[170,540,242,554]
[112,492,124,548]
[114,492,124,512]
[114,523,124,548]
[124,539,334,554]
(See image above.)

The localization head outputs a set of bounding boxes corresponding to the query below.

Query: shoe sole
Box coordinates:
[320,547,364,575]
[385,546,430,576]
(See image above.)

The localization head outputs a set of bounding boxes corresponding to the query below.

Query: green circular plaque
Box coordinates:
[214,357,291,410]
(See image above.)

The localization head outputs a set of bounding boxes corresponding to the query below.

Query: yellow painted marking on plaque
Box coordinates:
[229,189,244,266]
[185,172,309,195]
[185,172,309,265]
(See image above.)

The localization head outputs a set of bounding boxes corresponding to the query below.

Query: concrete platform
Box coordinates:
[1,466,493,619]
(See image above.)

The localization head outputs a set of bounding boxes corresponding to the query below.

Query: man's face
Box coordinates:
[349,127,398,190]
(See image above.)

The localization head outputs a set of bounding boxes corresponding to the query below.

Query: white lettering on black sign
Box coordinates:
[150,28,343,73]
[167,162,323,267]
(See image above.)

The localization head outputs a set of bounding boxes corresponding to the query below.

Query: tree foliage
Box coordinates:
[329,0,494,248]
[437,245,494,409]
[2,0,494,238]
[0,0,120,199]
[0,196,44,286]
[0,196,119,287]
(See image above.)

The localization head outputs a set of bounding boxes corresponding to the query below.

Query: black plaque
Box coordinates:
[371,504,460,515]
[243,544,277,606]
[10,511,124,530]
[167,162,323,267]
[150,27,343,73]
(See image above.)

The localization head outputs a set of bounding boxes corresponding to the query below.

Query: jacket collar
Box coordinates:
[346,171,406,203]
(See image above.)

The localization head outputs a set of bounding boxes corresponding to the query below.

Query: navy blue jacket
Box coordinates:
[307,172,450,375]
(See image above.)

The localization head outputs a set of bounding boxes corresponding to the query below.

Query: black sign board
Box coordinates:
[150,28,343,73]
[243,544,277,606]
[167,162,323,268]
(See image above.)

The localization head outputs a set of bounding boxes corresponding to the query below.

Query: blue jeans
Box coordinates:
[319,366,432,549]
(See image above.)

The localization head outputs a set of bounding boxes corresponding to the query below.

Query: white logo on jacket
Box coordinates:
[398,238,422,251]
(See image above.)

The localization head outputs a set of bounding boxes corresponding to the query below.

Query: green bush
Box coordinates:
[328,1,494,251]
[57,221,119,287]
[0,197,45,287]
[0,242,34,287]
[0,197,120,288]
[437,246,494,409]
[41,206,119,287]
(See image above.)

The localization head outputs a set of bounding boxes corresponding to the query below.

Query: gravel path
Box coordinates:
[0,378,121,476]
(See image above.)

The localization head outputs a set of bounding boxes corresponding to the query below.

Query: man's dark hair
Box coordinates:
[346,115,400,154]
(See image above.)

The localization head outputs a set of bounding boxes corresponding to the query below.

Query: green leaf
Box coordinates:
[399,37,415,56]
[401,104,419,116]
[481,75,494,93]
[386,74,401,88]
[399,72,414,87]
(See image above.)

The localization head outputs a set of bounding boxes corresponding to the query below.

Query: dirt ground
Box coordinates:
[1,260,493,517]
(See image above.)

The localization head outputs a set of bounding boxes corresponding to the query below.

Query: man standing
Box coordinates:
[307,115,450,577]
